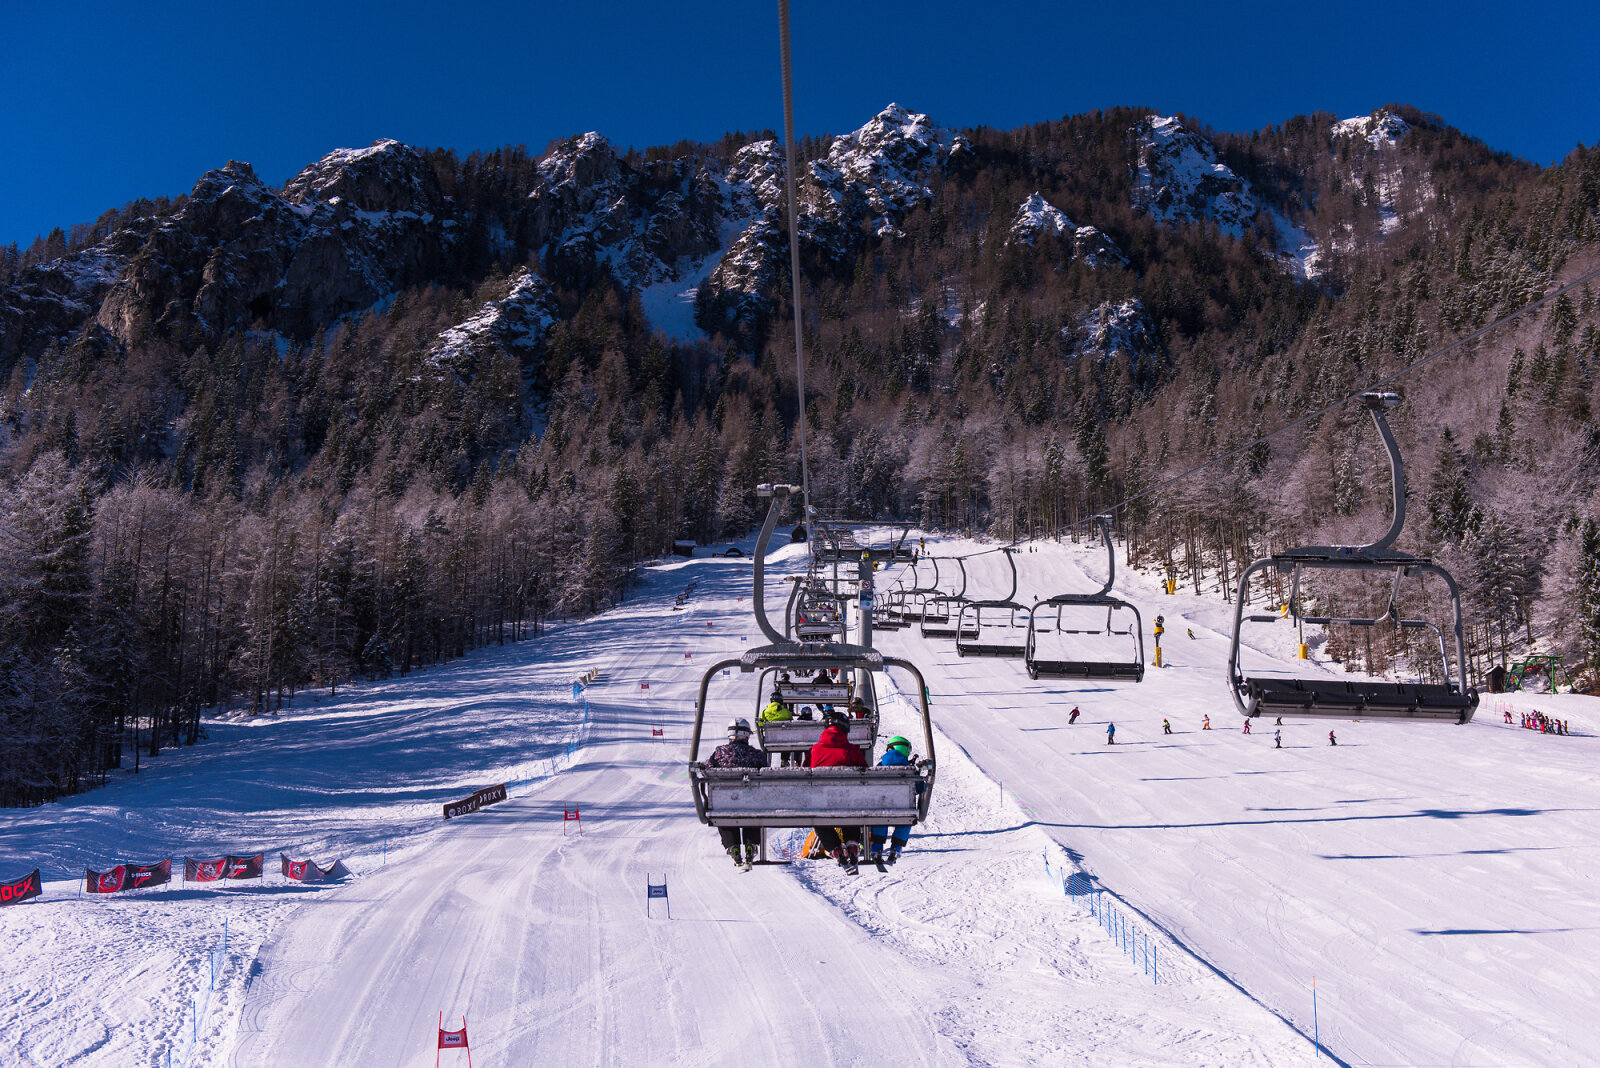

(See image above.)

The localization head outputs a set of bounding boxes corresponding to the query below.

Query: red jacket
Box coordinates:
[809,725,866,768]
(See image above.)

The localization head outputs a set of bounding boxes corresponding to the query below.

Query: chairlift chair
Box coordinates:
[692,483,937,834]
[754,668,880,758]
[956,548,1029,658]
[1226,393,1478,723]
[920,558,972,638]
[1025,516,1146,680]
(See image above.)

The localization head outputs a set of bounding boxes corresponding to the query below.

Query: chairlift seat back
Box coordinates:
[694,765,926,827]
[1239,676,1476,722]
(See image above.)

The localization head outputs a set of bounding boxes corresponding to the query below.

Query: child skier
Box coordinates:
[1162,718,1172,735]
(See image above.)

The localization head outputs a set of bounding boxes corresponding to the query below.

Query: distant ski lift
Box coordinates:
[1227,393,1478,723]
[1025,516,1146,681]
[956,548,1028,658]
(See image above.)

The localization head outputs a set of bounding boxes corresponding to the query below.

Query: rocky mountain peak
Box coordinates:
[282,138,440,215]
[1332,110,1411,150]
[1011,193,1076,242]
[1132,115,1260,237]
[808,103,962,237]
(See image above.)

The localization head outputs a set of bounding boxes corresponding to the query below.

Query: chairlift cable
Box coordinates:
[777,0,816,551]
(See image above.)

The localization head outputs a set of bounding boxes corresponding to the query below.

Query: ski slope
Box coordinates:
[0,535,1591,1065]
[874,537,1600,1068]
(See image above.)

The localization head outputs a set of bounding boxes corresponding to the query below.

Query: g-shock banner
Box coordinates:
[0,869,41,906]
[86,858,172,894]
[184,853,265,883]
[442,783,508,820]
[280,854,350,882]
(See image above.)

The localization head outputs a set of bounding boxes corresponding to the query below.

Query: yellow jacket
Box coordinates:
[760,700,792,722]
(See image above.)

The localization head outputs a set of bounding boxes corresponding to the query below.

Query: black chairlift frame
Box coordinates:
[1226,393,1478,723]
[956,548,1028,658]
[920,558,974,638]
[1025,516,1146,681]
[688,484,937,829]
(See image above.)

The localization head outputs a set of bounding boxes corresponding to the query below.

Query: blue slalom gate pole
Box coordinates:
[1313,977,1319,1057]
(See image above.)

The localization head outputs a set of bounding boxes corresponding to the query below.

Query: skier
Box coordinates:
[1162,718,1172,735]
[869,736,917,863]
[847,696,870,719]
[1202,715,1210,730]
[1243,720,1251,735]
[1187,628,1195,639]
[809,711,867,872]
[1328,730,1338,746]
[1274,728,1282,749]
[759,691,791,722]
[1069,706,1080,724]
[1106,722,1116,745]
[706,718,768,869]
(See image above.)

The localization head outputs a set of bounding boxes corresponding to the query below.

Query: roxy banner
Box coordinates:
[184,853,265,883]
[443,783,507,820]
[280,854,350,883]
[86,859,172,894]
[0,869,41,906]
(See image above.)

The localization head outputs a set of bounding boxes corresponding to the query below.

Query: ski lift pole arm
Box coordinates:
[1089,515,1117,599]
[1228,558,1275,717]
[881,656,937,820]
[1360,392,1406,554]
[752,484,800,646]
[1409,561,1477,718]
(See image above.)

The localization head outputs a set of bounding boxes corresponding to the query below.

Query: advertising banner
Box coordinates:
[86,859,172,894]
[0,869,41,906]
[442,783,508,820]
[280,854,350,883]
[184,853,266,883]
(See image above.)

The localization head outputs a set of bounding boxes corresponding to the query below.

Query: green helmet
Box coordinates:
[887,736,911,752]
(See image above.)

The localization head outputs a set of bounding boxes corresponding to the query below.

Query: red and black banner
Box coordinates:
[86,858,172,894]
[280,854,350,883]
[443,783,507,820]
[184,853,265,883]
[0,869,41,906]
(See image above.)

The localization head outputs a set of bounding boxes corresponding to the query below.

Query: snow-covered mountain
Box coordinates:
[1009,192,1128,267]
[1131,115,1262,237]
[426,268,557,381]
[1067,298,1161,376]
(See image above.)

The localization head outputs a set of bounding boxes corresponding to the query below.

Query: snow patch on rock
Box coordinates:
[1132,116,1258,238]
[427,269,557,378]
[1332,110,1411,149]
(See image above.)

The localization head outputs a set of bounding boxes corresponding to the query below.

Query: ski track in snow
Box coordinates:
[0,536,1593,1065]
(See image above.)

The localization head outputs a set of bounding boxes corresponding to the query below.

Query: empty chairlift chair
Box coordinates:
[1025,516,1146,681]
[1227,392,1478,723]
[956,548,1029,658]
[920,558,972,639]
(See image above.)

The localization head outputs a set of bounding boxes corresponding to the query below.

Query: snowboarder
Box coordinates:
[706,718,768,868]
[1328,730,1338,746]
[1162,718,1172,735]
[869,736,917,863]
[1274,729,1282,749]
[1069,706,1080,724]
[809,711,867,872]
[1106,722,1116,745]
[1202,715,1210,730]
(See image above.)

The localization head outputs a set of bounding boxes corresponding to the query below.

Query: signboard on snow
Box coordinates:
[0,869,41,906]
[443,783,508,820]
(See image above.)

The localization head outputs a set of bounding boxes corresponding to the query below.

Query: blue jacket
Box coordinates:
[877,746,911,767]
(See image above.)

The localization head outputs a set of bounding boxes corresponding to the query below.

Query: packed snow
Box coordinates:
[0,533,1592,1065]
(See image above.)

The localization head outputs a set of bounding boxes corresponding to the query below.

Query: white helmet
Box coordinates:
[727,717,752,738]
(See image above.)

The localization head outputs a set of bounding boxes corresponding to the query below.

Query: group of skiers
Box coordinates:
[1509,707,1571,735]
[705,708,918,874]
[1092,713,1337,745]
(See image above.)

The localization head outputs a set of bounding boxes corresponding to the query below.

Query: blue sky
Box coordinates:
[3,0,1597,248]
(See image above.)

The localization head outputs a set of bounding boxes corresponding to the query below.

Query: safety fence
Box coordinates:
[1043,851,1158,984]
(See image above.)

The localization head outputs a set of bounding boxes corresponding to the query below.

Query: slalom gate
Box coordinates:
[1043,851,1158,984]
